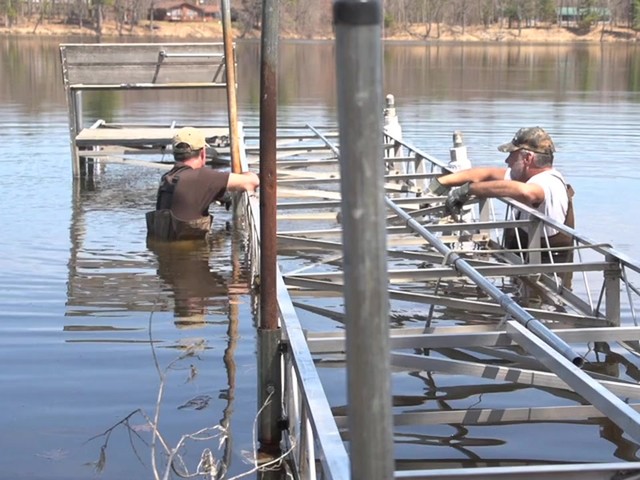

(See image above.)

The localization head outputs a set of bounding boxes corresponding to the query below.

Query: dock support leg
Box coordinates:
[478,198,491,238]
[523,218,544,305]
[383,94,403,174]
[256,0,281,455]
[66,89,83,177]
[604,254,621,327]
[257,327,282,454]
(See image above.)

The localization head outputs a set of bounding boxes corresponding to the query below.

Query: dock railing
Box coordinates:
[241,134,351,478]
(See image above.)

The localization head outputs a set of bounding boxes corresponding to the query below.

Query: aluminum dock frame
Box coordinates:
[241,118,640,478]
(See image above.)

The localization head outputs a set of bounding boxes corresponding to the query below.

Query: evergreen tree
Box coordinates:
[538,0,557,23]
[634,0,640,30]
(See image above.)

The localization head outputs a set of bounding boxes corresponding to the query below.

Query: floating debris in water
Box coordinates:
[185,363,198,383]
[177,394,212,410]
[35,449,69,461]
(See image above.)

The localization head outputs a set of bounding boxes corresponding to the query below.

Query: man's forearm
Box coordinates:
[438,167,506,187]
[469,180,543,206]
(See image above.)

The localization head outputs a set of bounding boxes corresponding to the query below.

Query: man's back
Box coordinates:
[162,164,230,221]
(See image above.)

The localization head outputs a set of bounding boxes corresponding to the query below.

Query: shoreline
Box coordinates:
[2,19,639,44]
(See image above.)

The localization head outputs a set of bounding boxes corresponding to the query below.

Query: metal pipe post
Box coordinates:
[257,0,281,452]
[259,0,279,332]
[220,0,241,173]
[257,328,282,450]
[334,1,394,479]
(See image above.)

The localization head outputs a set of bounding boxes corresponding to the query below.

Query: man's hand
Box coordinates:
[427,177,450,196]
[444,182,471,217]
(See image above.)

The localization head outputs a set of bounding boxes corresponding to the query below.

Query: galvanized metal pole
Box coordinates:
[334,1,394,479]
[257,0,281,453]
[220,0,241,173]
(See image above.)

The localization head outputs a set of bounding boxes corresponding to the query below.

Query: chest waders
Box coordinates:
[146,166,212,241]
[504,181,575,289]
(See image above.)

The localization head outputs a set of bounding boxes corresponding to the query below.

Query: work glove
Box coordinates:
[427,177,450,196]
[444,182,471,218]
[215,191,232,210]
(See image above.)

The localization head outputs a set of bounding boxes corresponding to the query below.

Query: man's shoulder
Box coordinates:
[199,168,230,178]
[531,168,565,182]
[196,168,230,187]
[178,167,229,181]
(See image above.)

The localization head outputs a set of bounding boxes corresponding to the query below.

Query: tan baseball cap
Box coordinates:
[172,127,209,151]
[498,127,556,155]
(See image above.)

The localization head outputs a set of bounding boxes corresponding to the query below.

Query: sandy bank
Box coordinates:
[2,19,639,43]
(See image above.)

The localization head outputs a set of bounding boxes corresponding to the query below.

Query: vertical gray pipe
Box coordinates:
[257,0,282,453]
[334,1,394,479]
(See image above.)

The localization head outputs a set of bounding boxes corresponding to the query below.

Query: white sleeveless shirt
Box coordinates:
[505,168,569,237]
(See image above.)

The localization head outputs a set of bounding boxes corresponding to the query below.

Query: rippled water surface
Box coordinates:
[1,37,640,478]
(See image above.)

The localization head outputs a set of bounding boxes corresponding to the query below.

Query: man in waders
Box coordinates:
[428,127,575,289]
[146,127,259,241]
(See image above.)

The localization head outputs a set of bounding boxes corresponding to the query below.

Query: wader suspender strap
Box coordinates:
[537,172,575,248]
[564,184,575,229]
[155,166,191,210]
[505,171,575,249]
[547,171,575,232]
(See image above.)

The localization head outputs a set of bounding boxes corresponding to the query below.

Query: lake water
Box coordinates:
[1,36,640,478]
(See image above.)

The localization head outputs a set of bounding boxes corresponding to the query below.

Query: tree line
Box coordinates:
[2,0,640,37]
[383,0,640,34]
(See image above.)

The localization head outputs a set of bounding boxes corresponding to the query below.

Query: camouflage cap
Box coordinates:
[172,127,209,152]
[498,127,556,155]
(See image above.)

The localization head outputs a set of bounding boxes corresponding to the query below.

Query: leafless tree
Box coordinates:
[3,1,639,44]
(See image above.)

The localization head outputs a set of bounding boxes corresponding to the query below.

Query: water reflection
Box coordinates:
[148,237,230,327]
[599,419,640,461]
[66,171,163,319]
[62,171,253,476]
[3,37,640,116]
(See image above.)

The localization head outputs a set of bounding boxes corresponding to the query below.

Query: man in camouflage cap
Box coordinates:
[497,127,556,155]
[427,126,575,286]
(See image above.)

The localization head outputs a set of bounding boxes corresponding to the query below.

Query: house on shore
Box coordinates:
[149,1,220,22]
[557,6,611,25]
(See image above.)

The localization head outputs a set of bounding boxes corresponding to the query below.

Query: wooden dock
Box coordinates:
[59,42,236,175]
